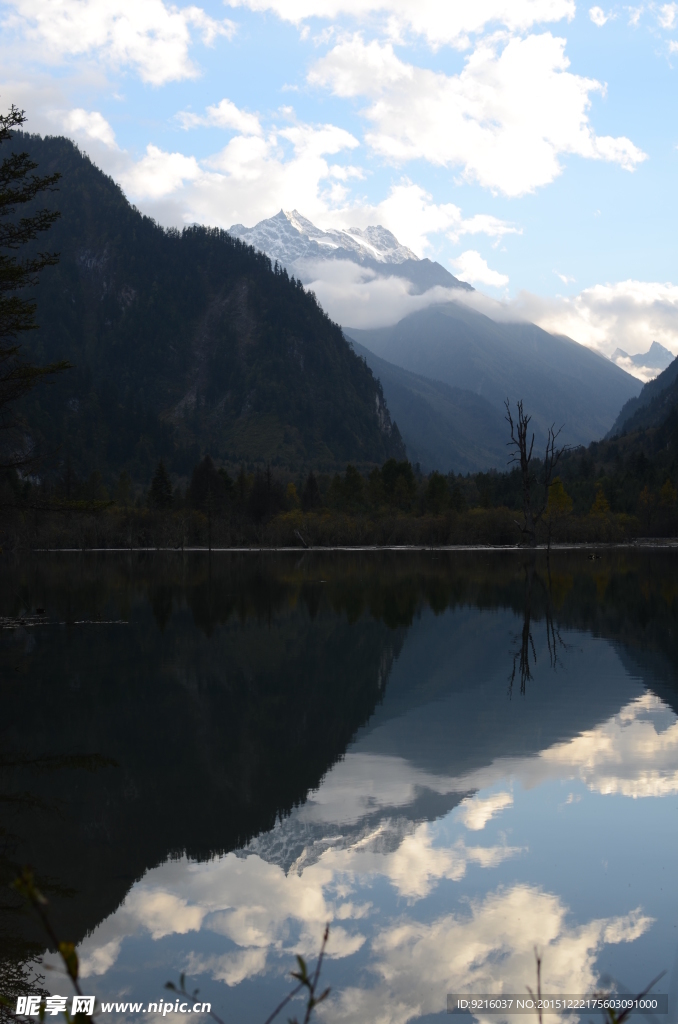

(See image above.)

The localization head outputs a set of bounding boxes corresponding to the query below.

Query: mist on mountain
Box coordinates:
[228,209,472,305]
[611,341,675,381]
[229,209,641,465]
[346,303,641,452]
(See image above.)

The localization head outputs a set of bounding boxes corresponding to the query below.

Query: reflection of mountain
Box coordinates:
[242,601,647,874]
[3,551,678,960]
[0,556,406,948]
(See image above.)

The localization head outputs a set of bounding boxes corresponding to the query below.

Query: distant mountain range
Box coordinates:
[230,211,641,469]
[346,304,641,460]
[612,341,675,380]
[350,340,508,473]
[228,209,473,296]
[12,135,405,482]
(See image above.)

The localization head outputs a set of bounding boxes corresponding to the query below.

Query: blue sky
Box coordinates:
[2,0,678,366]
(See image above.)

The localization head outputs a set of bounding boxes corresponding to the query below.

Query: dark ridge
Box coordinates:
[10,132,405,483]
[608,354,678,436]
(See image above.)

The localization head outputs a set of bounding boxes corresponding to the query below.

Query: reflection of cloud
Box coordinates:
[75,819,520,983]
[459,791,513,830]
[295,752,465,825]
[542,693,678,797]
[355,823,521,898]
[329,887,652,1024]
[186,947,268,986]
[78,939,122,979]
[124,889,206,940]
[449,694,678,801]
[70,692,673,1003]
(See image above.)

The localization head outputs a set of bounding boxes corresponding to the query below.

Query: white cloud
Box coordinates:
[554,270,575,284]
[99,115,359,225]
[120,144,202,199]
[228,0,576,49]
[458,791,514,830]
[514,278,678,371]
[315,182,518,257]
[456,213,523,244]
[452,250,509,288]
[3,0,235,85]
[309,33,647,196]
[300,260,464,327]
[178,98,263,136]
[322,182,521,258]
[61,108,117,149]
[589,6,609,26]
[658,3,678,28]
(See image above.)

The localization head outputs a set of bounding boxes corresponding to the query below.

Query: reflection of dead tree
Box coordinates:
[509,559,537,695]
[543,588,567,673]
[509,559,568,696]
[505,400,571,547]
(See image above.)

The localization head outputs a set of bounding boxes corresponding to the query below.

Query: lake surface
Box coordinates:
[2,550,678,1024]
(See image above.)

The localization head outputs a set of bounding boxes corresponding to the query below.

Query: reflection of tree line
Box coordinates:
[5,549,678,632]
[0,570,408,969]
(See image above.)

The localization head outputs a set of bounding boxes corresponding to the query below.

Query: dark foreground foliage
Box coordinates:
[6,376,678,549]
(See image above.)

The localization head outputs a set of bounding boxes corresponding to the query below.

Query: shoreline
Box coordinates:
[27,540,678,553]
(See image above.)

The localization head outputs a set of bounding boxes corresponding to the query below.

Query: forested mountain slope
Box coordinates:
[608,354,678,436]
[13,134,404,483]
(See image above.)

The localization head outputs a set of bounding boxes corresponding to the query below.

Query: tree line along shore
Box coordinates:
[2,431,676,551]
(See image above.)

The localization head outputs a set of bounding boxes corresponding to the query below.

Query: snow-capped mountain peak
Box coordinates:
[228,209,472,298]
[229,209,418,268]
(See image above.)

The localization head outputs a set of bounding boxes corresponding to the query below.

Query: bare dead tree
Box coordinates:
[505,399,571,547]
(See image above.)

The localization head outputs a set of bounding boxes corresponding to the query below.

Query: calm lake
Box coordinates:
[2,550,678,1024]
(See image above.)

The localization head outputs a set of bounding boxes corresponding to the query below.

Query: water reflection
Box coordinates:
[508,557,570,695]
[2,551,678,1023]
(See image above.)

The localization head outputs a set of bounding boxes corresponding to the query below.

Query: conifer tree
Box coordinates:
[0,105,69,467]
[148,461,173,510]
